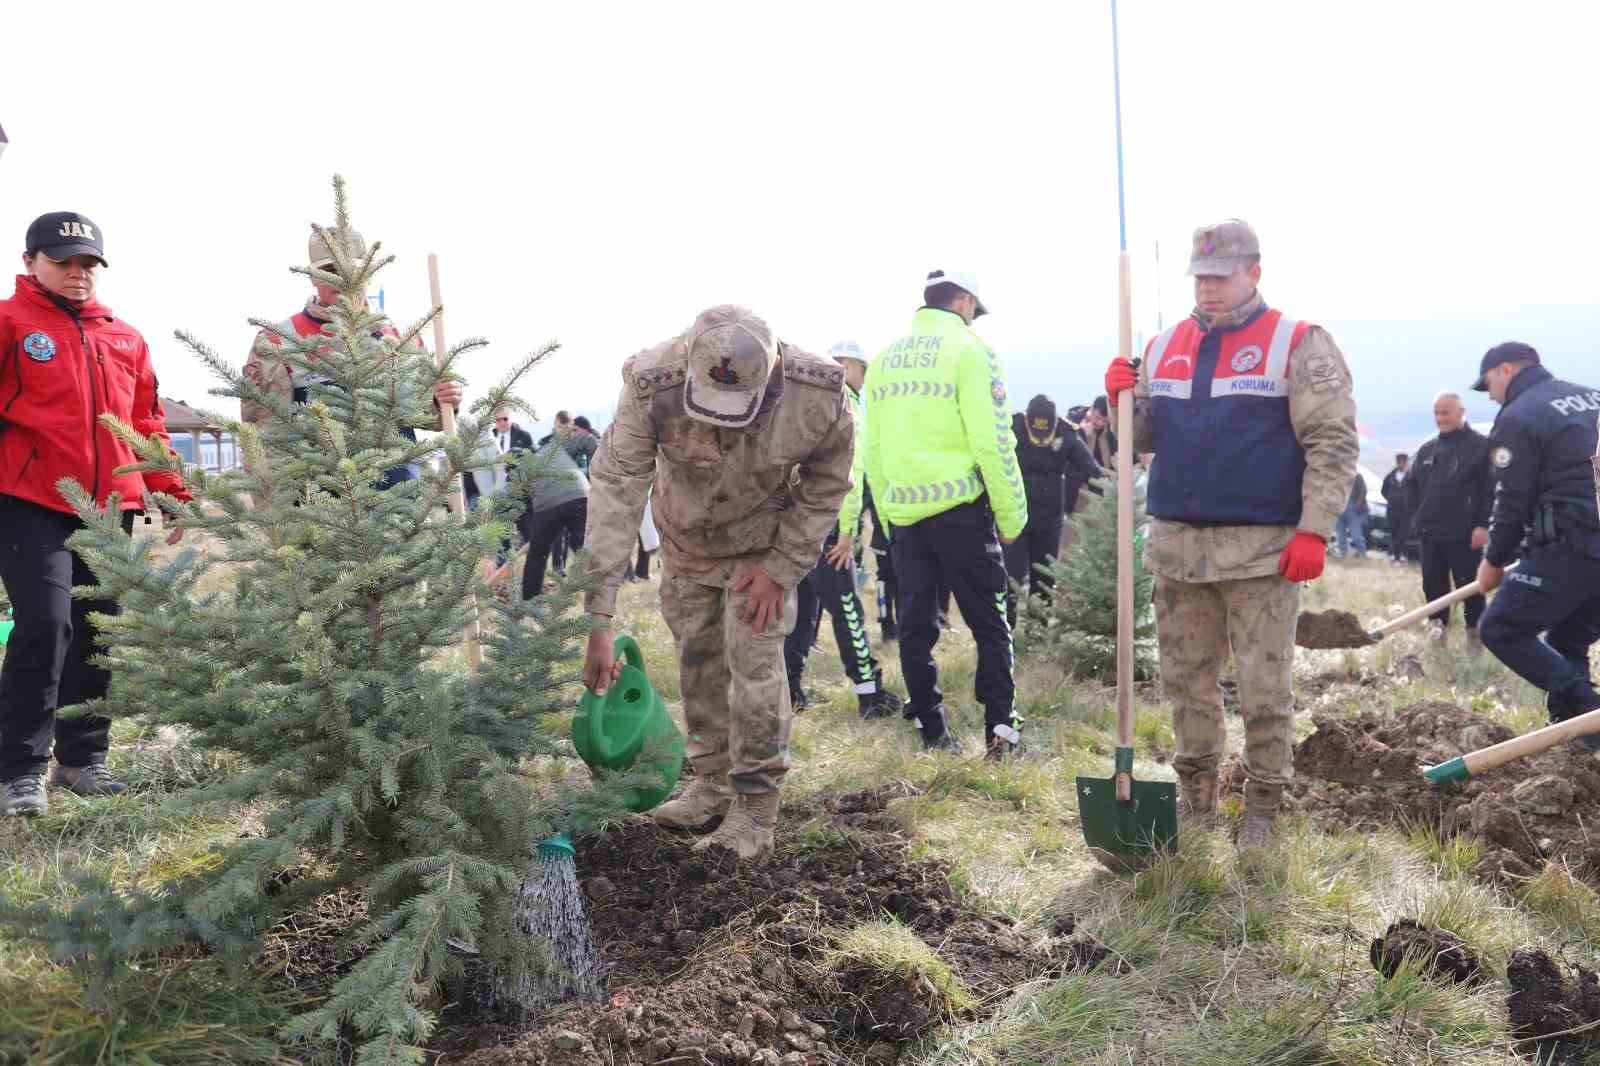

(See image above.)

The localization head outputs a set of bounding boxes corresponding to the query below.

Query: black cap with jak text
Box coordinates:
[25,211,107,267]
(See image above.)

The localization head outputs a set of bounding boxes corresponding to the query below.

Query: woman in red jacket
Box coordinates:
[0,212,191,816]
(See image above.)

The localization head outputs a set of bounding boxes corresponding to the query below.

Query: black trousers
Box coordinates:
[866,503,897,628]
[0,494,121,778]
[1387,507,1412,560]
[1479,539,1600,712]
[551,528,570,575]
[521,498,588,600]
[635,537,652,579]
[1002,519,1064,628]
[890,499,1016,733]
[783,536,881,693]
[1420,537,1485,628]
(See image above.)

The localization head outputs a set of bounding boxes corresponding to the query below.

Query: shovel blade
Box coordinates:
[1076,774,1179,870]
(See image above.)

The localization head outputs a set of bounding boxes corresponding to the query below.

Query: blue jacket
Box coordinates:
[1484,365,1600,565]
[1145,304,1306,527]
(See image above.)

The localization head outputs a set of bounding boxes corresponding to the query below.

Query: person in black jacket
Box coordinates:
[1004,395,1102,628]
[1469,343,1600,738]
[1406,392,1494,639]
[1380,453,1412,562]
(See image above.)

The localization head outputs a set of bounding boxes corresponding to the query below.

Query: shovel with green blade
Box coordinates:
[1076,0,1178,871]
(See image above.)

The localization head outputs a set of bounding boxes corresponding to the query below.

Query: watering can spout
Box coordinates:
[572,634,685,815]
[538,832,575,859]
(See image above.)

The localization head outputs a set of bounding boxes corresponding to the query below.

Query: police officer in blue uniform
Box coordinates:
[1471,342,1600,739]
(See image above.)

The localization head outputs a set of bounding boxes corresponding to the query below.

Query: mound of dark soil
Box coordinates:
[1507,947,1600,1065]
[1249,701,1600,884]
[1296,610,1375,649]
[1368,919,1483,985]
[439,786,1084,1065]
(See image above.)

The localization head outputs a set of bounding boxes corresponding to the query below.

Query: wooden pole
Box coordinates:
[1114,255,1135,805]
[1111,0,1135,805]
[428,254,483,672]
[1426,705,1600,783]
[1370,563,1514,641]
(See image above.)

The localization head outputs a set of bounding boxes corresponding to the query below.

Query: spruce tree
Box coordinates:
[0,178,631,1065]
[1014,477,1157,680]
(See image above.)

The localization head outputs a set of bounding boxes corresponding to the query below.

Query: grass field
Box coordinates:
[2,548,1594,1065]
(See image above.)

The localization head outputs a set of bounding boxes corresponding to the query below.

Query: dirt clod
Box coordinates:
[1368,919,1483,985]
[1296,609,1376,649]
[1507,947,1600,1065]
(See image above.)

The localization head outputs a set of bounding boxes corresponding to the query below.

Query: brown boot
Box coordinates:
[1176,768,1219,826]
[1237,782,1284,850]
[652,773,732,830]
[693,790,778,862]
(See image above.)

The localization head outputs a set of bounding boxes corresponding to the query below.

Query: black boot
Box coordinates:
[917,706,962,752]
[858,688,905,720]
[1551,685,1600,753]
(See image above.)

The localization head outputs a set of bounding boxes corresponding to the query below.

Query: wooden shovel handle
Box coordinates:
[1114,250,1135,802]
[1371,562,1513,640]
[1432,706,1600,780]
[428,254,483,672]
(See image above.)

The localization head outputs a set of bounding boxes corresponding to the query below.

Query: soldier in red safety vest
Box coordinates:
[1103,219,1358,850]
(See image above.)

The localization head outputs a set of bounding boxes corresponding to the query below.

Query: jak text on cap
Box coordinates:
[26,212,107,267]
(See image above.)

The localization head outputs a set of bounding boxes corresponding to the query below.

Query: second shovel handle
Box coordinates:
[1372,562,1514,640]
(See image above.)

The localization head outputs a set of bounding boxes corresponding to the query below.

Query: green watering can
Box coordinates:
[571,634,684,814]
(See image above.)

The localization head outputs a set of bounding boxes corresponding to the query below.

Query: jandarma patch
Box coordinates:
[22,332,56,362]
[1491,446,1514,469]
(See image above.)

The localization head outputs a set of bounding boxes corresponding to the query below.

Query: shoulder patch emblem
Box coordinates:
[1491,445,1514,469]
[634,364,688,396]
[1230,345,1264,373]
[22,332,57,362]
[784,359,844,388]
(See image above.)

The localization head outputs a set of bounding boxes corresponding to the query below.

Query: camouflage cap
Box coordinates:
[309,225,368,269]
[1187,219,1259,277]
[683,305,776,428]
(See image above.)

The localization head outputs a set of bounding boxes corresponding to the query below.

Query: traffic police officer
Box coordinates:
[1470,342,1600,735]
[783,341,906,719]
[862,270,1028,757]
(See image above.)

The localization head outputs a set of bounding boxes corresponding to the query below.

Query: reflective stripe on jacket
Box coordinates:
[861,307,1027,539]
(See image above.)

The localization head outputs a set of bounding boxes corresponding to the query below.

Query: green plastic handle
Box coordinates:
[615,634,646,676]
[585,634,649,766]
[1424,756,1469,786]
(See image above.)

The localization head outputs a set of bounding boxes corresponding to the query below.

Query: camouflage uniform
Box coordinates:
[584,307,855,794]
[1131,288,1358,789]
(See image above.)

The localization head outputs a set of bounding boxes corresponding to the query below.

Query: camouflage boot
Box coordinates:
[693,790,778,862]
[1237,782,1284,850]
[652,772,733,830]
[1176,768,1219,826]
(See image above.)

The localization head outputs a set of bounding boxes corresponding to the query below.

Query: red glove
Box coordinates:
[1278,531,1326,582]
[1104,357,1138,403]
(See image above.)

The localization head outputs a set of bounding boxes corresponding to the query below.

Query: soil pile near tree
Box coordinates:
[1224,701,1600,883]
[439,786,1103,1064]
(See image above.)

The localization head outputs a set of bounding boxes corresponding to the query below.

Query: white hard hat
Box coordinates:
[924,269,988,317]
[827,340,867,365]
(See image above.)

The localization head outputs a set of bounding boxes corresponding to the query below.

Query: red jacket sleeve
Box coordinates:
[130,339,193,503]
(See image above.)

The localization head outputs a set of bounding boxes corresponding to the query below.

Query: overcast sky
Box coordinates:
[3,1,1595,438]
